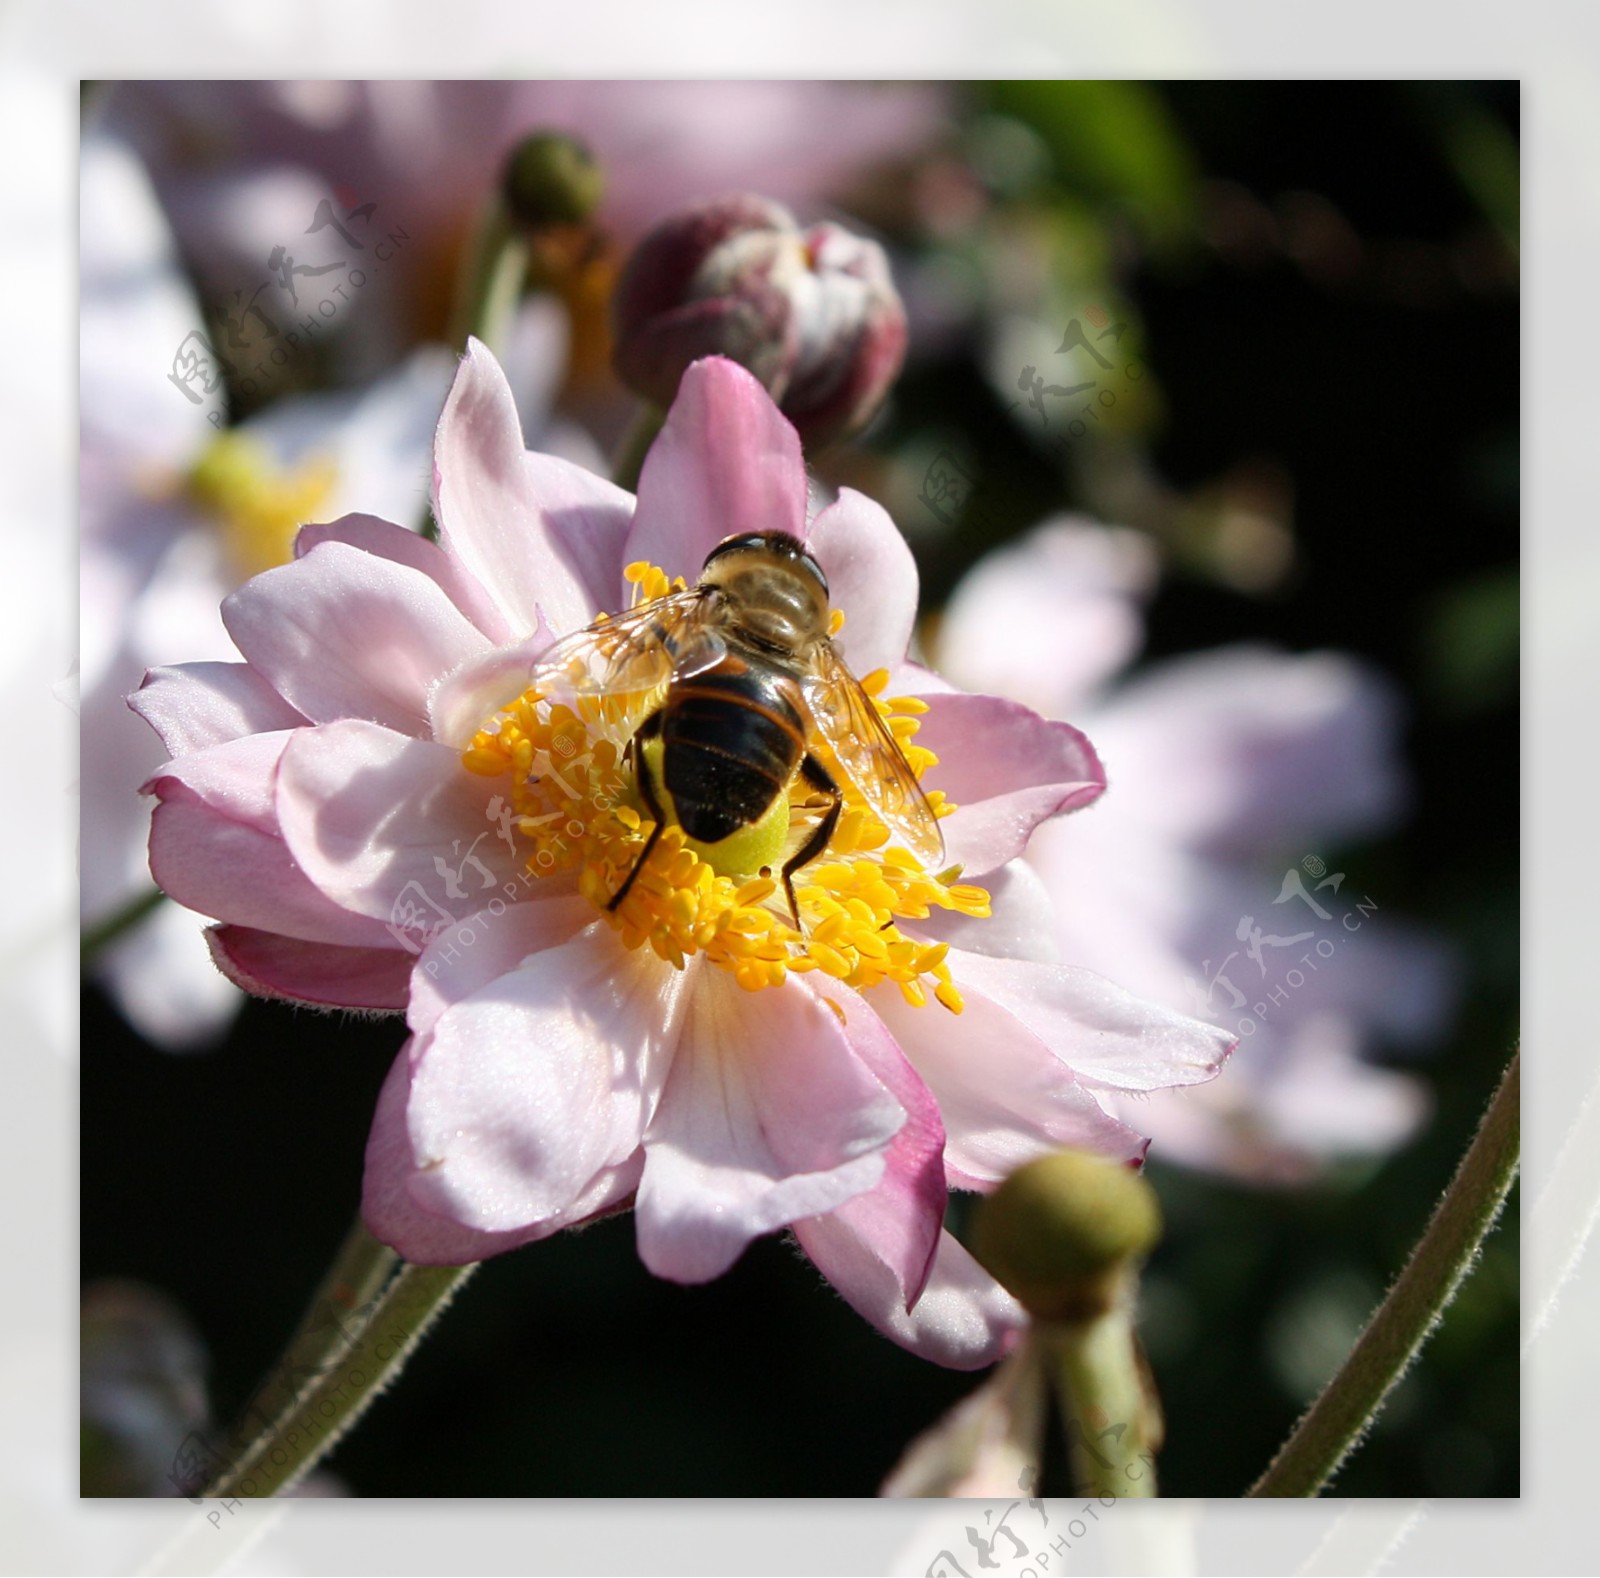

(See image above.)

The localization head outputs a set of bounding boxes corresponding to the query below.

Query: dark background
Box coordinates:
[82,80,1519,1498]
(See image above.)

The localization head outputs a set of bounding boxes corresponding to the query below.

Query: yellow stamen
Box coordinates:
[461,563,988,1011]
[186,432,339,581]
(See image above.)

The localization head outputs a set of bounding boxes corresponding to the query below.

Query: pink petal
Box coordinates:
[914,692,1105,876]
[404,924,688,1232]
[951,950,1235,1095]
[636,971,904,1283]
[222,540,490,737]
[793,1220,1023,1370]
[426,632,556,750]
[904,859,1062,965]
[208,925,412,1010]
[131,662,306,757]
[406,896,595,1039]
[807,488,918,677]
[296,512,513,644]
[274,720,526,951]
[937,520,1157,716]
[871,982,1148,1187]
[363,1043,642,1266]
[623,357,807,584]
[434,338,634,638]
[1085,646,1406,855]
[880,1338,1047,1491]
[144,734,398,948]
[798,980,948,1310]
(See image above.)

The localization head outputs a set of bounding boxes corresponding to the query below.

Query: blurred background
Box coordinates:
[79,79,1518,1500]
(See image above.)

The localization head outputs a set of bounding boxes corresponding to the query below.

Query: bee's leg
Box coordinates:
[608,711,666,914]
[781,754,842,929]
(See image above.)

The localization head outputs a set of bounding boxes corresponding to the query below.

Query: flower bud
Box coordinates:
[970,1150,1162,1322]
[612,193,907,446]
[501,132,605,229]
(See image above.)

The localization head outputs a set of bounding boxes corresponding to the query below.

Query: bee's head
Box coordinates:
[699,531,830,649]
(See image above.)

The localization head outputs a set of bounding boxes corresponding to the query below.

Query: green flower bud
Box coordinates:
[501,132,605,229]
[971,1150,1162,1322]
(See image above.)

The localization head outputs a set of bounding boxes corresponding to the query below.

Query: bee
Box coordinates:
[523,529,944,921]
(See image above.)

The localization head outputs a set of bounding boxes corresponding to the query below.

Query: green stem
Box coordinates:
[447,200,531,357]
[217,1221,399,1462]
[205,1239,477,1499]
[1045,1301,1160,1499]
[609,404,665,493]
[1249,1048,1520,1497]
[80,886,167,965]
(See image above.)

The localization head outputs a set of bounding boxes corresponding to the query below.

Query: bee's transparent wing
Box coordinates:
[528,589,725,700]
[801,644,946,869]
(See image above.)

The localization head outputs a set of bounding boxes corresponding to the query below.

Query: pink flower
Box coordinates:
[939,520,1457,1182]
[134,346,1231,1368]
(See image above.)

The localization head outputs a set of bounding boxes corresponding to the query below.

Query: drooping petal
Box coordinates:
[295,512,513,644]
[872,982,1148,1187]
[793,1220,1023,1370]
[131,661,306,757]
[797,981,948,1310]
[623,356,808,583]
[363,1043,641,1266]
[635,969,904,1283]
[951,950,1235,1095]
[912,692,1105,875]
[207,925,412,1011]
[274,720,524,949]
[433,338,634,638]
[222,540,490,736]
[806,487,918,678]
[403,923,689,1233]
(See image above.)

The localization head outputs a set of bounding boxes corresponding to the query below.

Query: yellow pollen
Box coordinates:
[187,432,339,581]
[461,564,989,1011]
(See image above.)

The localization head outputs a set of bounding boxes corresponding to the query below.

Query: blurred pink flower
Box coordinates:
[80,130,454,1047]
[938,520,1456,1182]
[134,345,1231,1366]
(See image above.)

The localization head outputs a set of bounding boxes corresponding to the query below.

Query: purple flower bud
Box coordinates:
[612,193,907,446]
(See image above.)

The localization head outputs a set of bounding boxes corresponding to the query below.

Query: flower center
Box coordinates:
[186,432,338,581]
[462,563,989,1010]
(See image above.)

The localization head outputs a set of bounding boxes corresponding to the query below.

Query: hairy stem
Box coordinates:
[1249,1048,1520,1497]
[204,1226,476,1499]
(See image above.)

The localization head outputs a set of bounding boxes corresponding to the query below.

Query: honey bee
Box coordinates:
[523,529,944,920]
